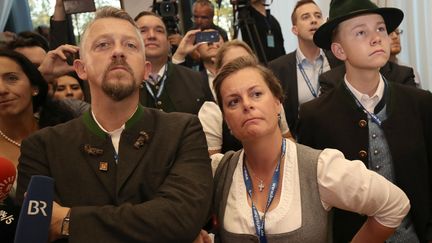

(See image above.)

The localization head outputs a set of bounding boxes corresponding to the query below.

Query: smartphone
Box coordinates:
[63,0,96,14]
[195,31,220,44]
[66,51,80,66]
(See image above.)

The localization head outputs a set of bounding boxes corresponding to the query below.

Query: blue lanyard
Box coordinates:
[343,79,388,126]
[145,65,168,101]
[242,139,286,243]
[297,58,323,98]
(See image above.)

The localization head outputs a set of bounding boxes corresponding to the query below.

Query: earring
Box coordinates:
[277,113,282,128]
[32,90,39,96]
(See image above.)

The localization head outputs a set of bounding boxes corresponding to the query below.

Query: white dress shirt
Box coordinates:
[296,48,331,105]
[344,74,385,113]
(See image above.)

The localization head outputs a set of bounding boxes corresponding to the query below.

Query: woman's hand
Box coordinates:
[192,229,212,243]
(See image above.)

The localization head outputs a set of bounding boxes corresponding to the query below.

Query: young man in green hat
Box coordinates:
[297,0,432,242]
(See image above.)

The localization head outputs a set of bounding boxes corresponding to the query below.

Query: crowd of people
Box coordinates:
[0,0,430,242]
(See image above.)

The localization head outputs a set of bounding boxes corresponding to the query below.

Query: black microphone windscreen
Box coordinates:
[14,175,54,243]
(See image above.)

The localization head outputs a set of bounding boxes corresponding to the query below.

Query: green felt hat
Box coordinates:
[314,0,403,50]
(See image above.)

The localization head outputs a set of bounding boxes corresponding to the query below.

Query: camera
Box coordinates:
[63,0,96,14]
[152,0,180,35]
[230,0,251,7]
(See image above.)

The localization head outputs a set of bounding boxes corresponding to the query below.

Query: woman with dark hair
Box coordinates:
[53,72,85,101]
[208,56,410,242]
[0,49,75,198]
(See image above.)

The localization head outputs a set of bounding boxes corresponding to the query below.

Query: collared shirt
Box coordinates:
[344,75,385,113]
[296,48,331,104]
[148,64,167,85]
[90,106,138,156]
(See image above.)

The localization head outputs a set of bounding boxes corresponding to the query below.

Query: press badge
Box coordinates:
[267,33,275,48]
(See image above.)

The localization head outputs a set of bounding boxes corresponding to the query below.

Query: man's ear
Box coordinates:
[331,42,347,61]
[73,59,87,80]
[143,60,152,80]
[292,25,299,36]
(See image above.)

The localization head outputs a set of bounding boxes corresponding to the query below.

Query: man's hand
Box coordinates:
[172,29,205,63]
[38,44,79,84]
[48,201,70,242]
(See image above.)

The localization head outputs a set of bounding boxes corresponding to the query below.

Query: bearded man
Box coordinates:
[16,7,212,243]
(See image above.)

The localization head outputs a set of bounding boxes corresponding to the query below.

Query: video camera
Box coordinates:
[152,0,180,35]
[230,0,251,8]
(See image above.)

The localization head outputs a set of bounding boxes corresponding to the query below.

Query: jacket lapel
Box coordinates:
[116,106,154,193]
[165,63,184,112]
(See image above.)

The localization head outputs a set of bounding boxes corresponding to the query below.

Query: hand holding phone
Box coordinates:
[195,31,220,44]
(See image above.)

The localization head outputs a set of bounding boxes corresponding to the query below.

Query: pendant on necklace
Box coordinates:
[258,180,265,192]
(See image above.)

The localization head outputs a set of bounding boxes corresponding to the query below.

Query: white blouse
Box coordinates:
[211,139,410,235]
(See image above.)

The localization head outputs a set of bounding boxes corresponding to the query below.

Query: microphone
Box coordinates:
[0,157,16,202]
[14,175,54,243]
[0,157,19,243]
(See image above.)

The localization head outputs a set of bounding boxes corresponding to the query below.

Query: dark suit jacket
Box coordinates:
[319,61,416,95]
[139,62,211,114]
[297,83,432,242]
[17,106,213,243]
[268,50,342,136]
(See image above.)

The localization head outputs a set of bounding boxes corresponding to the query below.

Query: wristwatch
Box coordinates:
[61,209,71,237]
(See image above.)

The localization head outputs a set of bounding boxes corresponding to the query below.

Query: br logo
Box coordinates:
[27,200,48,216]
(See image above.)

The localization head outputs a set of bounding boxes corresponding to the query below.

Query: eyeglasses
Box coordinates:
[191,15,211,22]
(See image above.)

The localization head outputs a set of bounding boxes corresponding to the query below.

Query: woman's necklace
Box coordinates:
[0,129,21,147]
[247,168,266,192]
[246,156,280,193]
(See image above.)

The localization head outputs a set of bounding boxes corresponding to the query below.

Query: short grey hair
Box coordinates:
[192,0,215,15]
[80,6,142,57]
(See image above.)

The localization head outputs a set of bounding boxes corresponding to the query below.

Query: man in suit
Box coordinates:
[389,28,422,88]
[319,60,416,95]
[134,11,211,114]
[297,0,432,241]
[17,7,213,242]
[268,0,342,136]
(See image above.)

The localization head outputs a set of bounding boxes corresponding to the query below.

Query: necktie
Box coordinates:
[149,73,159,85]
